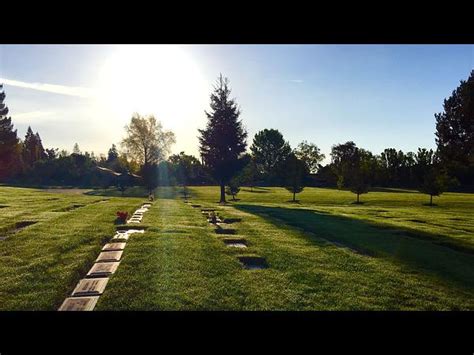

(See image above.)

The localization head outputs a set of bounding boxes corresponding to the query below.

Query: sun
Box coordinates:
[96,45,209,132]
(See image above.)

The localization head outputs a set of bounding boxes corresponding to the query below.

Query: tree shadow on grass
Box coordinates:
[235,204,474,289]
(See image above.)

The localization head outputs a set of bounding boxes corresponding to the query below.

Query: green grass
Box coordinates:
[0,186,144,310]
[1,185,473,310]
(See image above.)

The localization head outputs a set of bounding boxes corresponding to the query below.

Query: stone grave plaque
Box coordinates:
[237,256,269,270]
[102,242,126,251]
[126,229,145,234]
[58,296,99,311]
[71,278,109,296]
[112,233,129,241]
[86,262,120,277]
[96,250,123,262]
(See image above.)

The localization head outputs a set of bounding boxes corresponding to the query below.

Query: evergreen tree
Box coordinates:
[107,144,119,163]
[22,126,46,168]
[0,85,21,181]
[73,143,81,155]
[435,70,474,186]
[198,74,248,203]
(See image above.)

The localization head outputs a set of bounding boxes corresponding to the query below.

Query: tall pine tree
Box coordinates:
[435,70,474,186]
[23,126,46,168]
[0,84,21,181]
[198,74,247,203]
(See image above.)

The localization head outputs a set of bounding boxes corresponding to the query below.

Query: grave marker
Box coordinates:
[96,250,123,262]
[71,278,109,296]
[58,296,99,311]
[102,243,126,251]
[237,256,269,270]
[86,262,120,277]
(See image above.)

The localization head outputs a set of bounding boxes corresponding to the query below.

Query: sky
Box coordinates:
[0,44,472,164]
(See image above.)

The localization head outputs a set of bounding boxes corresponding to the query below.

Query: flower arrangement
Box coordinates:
[116,211,129,223]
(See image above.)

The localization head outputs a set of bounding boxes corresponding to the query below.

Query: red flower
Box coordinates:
[116,211,129,220]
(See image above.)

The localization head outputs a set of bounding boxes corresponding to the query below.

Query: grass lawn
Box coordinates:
[0,186,143,310]
[1,185,473,310]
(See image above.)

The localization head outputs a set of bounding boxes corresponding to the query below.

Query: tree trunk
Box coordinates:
[430,194,433,206]
[293,191,296,202]
[220,183,226,204]
[357,193,360,203]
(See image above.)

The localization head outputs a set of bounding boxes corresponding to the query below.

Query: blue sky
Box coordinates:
[0,45,472,163]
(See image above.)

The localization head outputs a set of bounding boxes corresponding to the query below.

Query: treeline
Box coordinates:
[0,69,472,202]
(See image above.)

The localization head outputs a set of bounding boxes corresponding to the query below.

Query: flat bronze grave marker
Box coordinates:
[237,256,269,270]
[102,242,126,251]
[58,296,99,311]
[96,250,123,262]
[86,262,120,277]
[71,278,108,296]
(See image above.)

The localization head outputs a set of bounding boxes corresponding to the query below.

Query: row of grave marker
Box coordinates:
[191,203,269,270]
[58,203,152,311]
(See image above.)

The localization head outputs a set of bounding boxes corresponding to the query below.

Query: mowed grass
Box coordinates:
[97,186,474,310]
[0,186,143,310]
[1,185,473,310]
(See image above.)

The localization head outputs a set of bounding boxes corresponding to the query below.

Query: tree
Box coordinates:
[413,148,436,185]
[435,70,474,186]
[379,148,405,186]
[107,144,119,163]
[250,128,291,184]
[140,163,159,194]
[330,141,358,189]
[294,140,325,174]
[22,127,46,168]
[0,85,21,181]
[169,152,201,199]
[347,149,373,204]
[239,155,259,191]
[122,113,175,194]
[72,143,81,155]
[225,178,241,201]
[198,74,248,204]
[283,153,309,202]
[121,113,175,167]
[419,167,451,206]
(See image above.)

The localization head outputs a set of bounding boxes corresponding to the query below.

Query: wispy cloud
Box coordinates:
[0,77,97,98]
[13,110,55,122]
[289,79,304,83]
